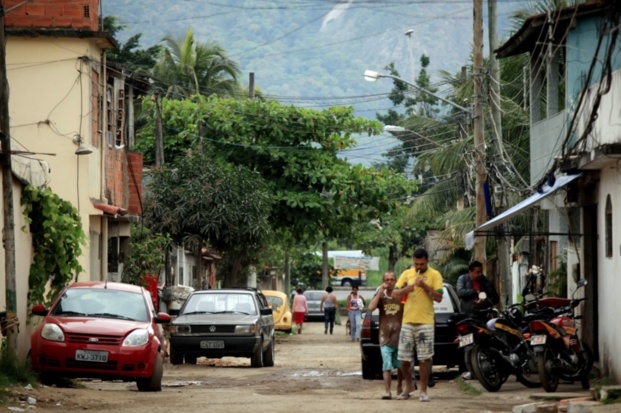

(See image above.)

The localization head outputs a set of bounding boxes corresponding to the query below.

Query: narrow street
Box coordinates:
[9,320,591,413]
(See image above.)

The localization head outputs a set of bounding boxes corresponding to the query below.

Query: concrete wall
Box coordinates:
[7,36,104,281]
[595,167,621,383]
[530,111,567,185]
[0,178,35,360]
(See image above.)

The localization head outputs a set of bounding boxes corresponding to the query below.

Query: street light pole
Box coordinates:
[364,70,471,116]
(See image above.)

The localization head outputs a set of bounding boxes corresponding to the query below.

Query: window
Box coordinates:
[605,195,613,258]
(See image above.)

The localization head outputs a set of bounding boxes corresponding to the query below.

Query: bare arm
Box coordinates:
[367,286,384,312]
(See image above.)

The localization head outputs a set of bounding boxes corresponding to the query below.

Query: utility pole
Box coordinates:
[248,72,255,100]
[488,0,511,306]
[473,0,487,264]
[154,91,164,167]
[0,1,19,357]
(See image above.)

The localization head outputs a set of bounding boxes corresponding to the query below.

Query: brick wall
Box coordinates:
[127,152,143,215]
[104,146,127,209]
[4,0,99,31]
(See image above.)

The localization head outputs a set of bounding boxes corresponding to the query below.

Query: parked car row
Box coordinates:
[28,282,286,391]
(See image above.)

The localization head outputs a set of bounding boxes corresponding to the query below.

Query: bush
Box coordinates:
[0,345,38,403]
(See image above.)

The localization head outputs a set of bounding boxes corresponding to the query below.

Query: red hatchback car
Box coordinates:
[30,281,171,391]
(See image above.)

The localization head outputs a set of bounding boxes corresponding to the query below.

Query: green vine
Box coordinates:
[21,185,86,305]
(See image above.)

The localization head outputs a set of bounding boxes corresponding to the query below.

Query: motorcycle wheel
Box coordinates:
[560,343,594,389]
[537,346,559,392]
[469,344,507,392]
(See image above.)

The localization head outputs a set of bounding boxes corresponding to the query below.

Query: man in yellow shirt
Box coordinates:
[391,248,443,402]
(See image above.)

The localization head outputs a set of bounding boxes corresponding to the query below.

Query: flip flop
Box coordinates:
[396,392,410,400]
[381,393,391,400]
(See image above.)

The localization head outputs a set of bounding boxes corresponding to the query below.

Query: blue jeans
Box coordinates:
[323,307,336,333]
[349,310,362,340]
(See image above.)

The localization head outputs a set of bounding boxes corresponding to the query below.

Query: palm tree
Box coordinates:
[153,27,241,99]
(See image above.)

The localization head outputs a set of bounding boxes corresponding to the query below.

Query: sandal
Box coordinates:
[396,392,410,400]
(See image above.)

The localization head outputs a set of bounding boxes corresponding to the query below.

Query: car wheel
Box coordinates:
[341,279,352,287]
[169,346,183,365]
[361,356,377,380]
[136,354,163,392]
[184,355,198,365]
[263,338,275,367]
[284,328,292,334]
[251,340,264,368]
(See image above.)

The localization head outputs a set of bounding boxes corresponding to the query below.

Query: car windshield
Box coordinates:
[266,296,283,309]
[51,288,149,322]
[182,293,257,315]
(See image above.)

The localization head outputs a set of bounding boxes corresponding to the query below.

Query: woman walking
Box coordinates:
[346,285,365,342]
[292,288,308,334]
[320,286,339,335]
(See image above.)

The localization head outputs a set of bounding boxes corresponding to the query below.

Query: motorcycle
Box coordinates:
[528,278,593,392]
[470,302,544,391]
[456,293,544,391]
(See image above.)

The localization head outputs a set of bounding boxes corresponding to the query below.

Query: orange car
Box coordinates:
[262,290,293,334]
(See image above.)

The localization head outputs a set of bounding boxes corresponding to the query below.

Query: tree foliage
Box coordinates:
[143,154,272,285]
[152,27,241,98]
[136,96,416,249]
[122,224,171,286]
[102,16,161,73]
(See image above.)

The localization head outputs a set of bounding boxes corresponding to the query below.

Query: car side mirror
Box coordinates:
[31,304,48,316]
[260,308,273,316]
[155,312,172,323]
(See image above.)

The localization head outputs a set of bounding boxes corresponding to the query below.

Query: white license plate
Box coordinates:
[200,340,224,349]
[75,349,109,363]
[459,333,473,348]
[530,335,547,345]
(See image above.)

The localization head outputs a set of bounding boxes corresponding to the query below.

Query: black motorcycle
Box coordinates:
[458,293,546,392]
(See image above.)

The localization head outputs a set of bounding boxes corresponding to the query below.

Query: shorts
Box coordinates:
[397,323,434,361]
[380,345,400,371]
[293,311,306,324]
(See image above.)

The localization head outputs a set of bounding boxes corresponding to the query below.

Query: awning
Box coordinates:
[93,203,128,216]
[465,173,581,248]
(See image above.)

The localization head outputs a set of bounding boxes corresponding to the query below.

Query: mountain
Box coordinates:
[103,0,527,164]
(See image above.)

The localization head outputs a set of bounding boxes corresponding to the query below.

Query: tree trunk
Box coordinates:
[388,244,397,272]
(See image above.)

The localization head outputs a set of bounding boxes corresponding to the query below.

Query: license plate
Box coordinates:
[530,335,547,345]
[459,333,473,348]
[75,349,109,363]
[200,340,224,349]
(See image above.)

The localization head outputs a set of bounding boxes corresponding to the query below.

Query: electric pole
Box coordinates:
[488,0,511,306]
[473,0,487,264]
[0,1,19,357]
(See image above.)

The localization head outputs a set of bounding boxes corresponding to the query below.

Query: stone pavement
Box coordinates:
[511,386,621,413]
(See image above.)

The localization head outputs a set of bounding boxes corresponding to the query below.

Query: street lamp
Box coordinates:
[383,125,443,148]
[364,70,471,116]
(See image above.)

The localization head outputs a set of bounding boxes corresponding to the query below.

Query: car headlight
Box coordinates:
[41,324,65,342]
[169,325,191,334]
[235,325,258,334]
[123,329,149,347]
